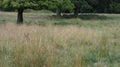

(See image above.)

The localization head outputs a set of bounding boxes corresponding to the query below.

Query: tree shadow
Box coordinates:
[53,13,111,20]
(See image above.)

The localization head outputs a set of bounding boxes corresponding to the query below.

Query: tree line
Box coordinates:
[0,0,120,24]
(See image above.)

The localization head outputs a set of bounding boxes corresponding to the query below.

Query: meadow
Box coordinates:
[0,11,120,67]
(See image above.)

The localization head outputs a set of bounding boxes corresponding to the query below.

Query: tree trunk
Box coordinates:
[74,7,79,16]
[17,8,24,24]
[56,8,61,17]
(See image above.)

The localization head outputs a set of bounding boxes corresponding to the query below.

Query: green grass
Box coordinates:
[0,11,120,67]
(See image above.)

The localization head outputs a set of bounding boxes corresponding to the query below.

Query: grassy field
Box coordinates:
[0,11,120,67]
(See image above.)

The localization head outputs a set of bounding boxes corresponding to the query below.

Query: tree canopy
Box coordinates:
[48,0,74,16]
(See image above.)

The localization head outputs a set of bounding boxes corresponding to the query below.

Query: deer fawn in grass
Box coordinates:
[24,32,30,42]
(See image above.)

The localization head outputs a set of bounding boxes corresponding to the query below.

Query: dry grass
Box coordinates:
[0,23,120,67]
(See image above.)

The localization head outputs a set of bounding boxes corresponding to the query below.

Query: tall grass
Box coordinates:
[0,23,120,67]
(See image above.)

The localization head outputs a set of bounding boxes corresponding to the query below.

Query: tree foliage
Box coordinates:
[108,0,120,13]
[49,0,74,16]
[0,0,38,10]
